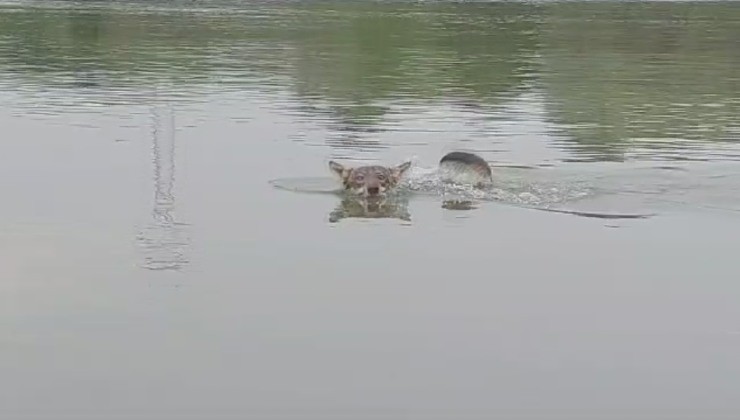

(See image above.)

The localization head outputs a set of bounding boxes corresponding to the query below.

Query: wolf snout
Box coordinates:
[366,186,380,196]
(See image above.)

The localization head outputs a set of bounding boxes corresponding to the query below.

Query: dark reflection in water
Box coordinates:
[286,1,541,145]
[442,199,479,211]
[1,0,737,162]
[329,195,412,223]
[135,101,190,271]
[325,191,655,224]
[539,2,740,162]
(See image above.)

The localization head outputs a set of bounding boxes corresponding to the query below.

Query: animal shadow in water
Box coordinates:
[328,195,412,223]
[441,199,479,211]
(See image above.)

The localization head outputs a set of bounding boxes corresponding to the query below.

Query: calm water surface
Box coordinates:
[2,1,740,419]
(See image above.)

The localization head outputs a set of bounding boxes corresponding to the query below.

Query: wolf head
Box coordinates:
[328,160,412,197]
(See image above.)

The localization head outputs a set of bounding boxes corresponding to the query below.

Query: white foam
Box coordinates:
[399,163,592,207]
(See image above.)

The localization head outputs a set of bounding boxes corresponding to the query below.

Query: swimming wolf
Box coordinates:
[328,151,492,197]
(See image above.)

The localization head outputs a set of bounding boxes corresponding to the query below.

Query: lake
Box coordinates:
[2,1,739,419]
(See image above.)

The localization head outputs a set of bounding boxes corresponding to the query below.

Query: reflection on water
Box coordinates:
[329,195,412,223]
[2,0,735,220]
[3,2,740,418]
[135,101,190,271]
[1,0,737,162]
[442,200,479,211]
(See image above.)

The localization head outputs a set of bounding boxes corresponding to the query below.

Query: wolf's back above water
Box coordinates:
[438,151,493,187]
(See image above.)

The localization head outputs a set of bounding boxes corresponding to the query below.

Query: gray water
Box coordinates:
[2,1,740,419]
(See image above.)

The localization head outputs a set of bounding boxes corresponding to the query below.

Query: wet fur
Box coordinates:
[438,151,493,187]
[328,160,412,197]
[329,151,492,196]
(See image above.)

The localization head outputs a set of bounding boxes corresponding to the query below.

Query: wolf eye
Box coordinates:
[354,174,364,181]
[377,174,386,181]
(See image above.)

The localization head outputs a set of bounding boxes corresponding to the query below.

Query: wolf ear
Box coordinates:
[391,160,412,181]
[329,161,349,179]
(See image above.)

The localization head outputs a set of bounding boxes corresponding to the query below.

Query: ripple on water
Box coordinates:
[270,163,595,209]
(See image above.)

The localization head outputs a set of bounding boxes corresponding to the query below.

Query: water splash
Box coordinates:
[400,164,593,208]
